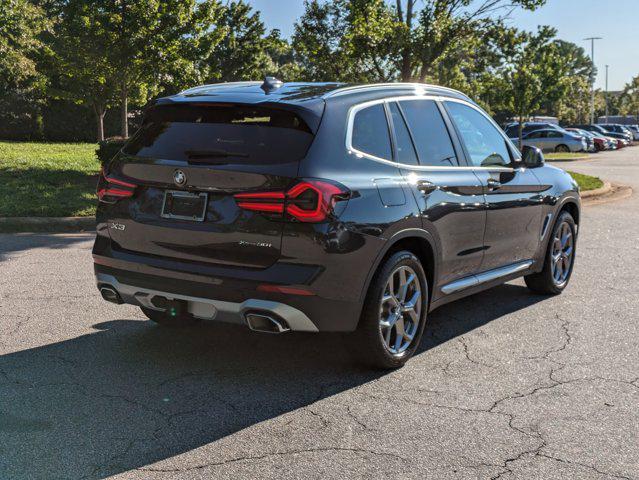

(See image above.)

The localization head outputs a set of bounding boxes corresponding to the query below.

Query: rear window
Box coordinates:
[123,104,314,164]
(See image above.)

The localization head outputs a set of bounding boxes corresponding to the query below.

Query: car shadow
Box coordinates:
[0,283,548,479]
[0,232,94,261]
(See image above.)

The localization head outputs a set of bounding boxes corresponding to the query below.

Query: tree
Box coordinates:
[292,0,546,83]
[0,0,49,138]
[201,1,294,82]
[43,0,118,141]
[42,0,225,140]
[498,27,570,147]
[619,75,639,120]
[543,40,593,123]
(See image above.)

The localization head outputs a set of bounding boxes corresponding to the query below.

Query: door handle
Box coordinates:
[486,178,501,191]
[417,180,438,194]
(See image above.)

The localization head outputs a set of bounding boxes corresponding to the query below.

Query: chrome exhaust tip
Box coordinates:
[245,312,290,334]
[100,286,123,305]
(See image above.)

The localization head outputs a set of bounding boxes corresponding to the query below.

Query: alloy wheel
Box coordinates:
[378,265,422,355]
[551,221,574,286]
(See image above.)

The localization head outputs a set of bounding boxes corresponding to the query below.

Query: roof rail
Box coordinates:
[323,82,470,100]
[179,81,262,95]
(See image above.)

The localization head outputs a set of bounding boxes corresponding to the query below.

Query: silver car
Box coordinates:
[510,129,586,153]
[625,125,639,141]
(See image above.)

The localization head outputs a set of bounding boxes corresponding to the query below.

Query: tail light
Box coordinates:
[97,168,137,203]
[234,179,350,223]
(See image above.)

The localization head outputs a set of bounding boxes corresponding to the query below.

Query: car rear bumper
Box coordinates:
[93,236,363,332]
[96,271,318,332]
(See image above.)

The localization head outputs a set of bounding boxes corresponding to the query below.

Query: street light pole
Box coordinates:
[605,65,609,123]
[585,37,602,125]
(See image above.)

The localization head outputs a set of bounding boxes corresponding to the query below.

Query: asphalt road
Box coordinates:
[1,149,638,480]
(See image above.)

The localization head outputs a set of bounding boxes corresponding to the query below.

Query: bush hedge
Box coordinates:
[96,137,127,167]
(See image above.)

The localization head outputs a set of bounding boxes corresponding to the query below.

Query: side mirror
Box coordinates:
[521,145,545,168]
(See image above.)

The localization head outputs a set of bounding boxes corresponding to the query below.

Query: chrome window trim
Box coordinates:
[345,95,517,173]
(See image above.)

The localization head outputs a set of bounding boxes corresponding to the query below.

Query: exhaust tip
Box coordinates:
[100,286,122,305]
[245,312,290,334]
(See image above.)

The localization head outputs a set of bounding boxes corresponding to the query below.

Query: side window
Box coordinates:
[446,101,513,168]
[527,131,542,139]
[548,131,562,138]
[351,104,392,160]
[388,102,418,165]
[399,100,457,167]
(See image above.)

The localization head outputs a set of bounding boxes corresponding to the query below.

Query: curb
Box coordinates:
[581,182,633,206]
[580,181,611,199]
[546,155,590,163]
[0,216,95,233]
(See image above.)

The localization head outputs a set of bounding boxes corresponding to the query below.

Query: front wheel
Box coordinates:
[555,144,570,153]
[525,211,577,295]
[350,251,428,369]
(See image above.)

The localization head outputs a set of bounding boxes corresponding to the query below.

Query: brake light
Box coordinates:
[233,179,349,223]
[97,168,137,202]
[233,191,285,213]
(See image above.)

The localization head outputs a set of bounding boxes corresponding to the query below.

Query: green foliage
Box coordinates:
[0,0,49,140]
[0,141,99,217]
[619,75,639,117]
[293,0,547,83]
[96,137,127,167]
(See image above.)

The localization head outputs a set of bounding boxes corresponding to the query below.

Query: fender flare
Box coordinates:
[357,228,440,305]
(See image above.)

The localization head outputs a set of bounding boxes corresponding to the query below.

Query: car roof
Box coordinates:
[155,81,473,108]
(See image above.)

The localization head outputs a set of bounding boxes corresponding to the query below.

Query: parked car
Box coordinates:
[596,133,619,150]
[569,124,630,144]
[93,80,580,369]
[597,124,633,142]
[504,122,561,138]
[624,124,639,141]
[565,128,604,151]
[510,128,587,153]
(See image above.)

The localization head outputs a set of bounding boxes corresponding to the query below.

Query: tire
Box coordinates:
[525,211,577,295]
[555,144,570,153]
[140,306,200,327]
[350,251,429,369]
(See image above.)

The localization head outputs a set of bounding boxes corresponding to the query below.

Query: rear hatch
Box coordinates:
[102,102,318,269]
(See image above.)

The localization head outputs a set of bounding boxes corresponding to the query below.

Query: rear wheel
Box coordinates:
[351,251,428,369]
[525,211,576,295]
[140,307,200,327]
[555,144,570,153]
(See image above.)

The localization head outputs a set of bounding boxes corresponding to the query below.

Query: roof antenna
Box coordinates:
[261,76,283,94]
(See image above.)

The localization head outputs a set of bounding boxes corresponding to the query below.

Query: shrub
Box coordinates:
[96,137,127,167]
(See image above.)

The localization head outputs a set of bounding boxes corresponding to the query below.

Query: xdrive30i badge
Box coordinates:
[173,170,187,186]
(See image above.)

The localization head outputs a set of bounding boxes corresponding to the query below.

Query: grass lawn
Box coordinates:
[568,171,604,192]
[0,142,99,217]
[545,152,590,161]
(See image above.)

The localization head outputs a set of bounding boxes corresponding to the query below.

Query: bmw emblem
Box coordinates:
[173,170,187,186]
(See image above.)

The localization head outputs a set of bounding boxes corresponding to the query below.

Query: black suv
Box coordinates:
[94,80,580,368]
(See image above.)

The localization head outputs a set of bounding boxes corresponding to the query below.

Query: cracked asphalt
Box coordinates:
[1,148,638,480]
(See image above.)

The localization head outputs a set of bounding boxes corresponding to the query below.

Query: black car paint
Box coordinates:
[93,82,580,331]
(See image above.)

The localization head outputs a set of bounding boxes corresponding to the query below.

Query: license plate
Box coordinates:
[161,190,208,222]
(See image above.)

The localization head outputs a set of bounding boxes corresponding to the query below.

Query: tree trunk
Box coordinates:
[518,114,524,151]
[399,0,415,82]
[94,105,105,142]
[120,82,128,138]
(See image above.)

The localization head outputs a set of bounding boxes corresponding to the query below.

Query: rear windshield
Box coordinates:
[123,104,314,164]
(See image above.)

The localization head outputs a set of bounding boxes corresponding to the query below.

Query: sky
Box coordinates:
[246,0,639,91]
